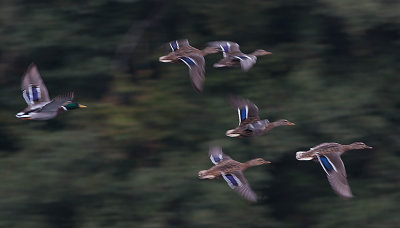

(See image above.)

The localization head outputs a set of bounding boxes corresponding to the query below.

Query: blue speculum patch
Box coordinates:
[240,108,247,121]
[320,156,333,171]
[180,57,196,66]
[213,155,221,163]
[171,41,178,51]
[225,174,238,186]
[222,44,229,52]
[32,86,39,101]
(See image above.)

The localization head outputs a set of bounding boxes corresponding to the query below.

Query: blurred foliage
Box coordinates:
[0,0,399,227]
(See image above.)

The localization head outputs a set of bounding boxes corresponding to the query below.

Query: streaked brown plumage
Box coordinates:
[296,142,373,198]
[198,146,271,202]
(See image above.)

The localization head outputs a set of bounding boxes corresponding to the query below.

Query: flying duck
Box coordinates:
[15,63,86,120]
[226,96,295,137]
[296,142,373,198]
[199,146,271,202]
[207,41,271,72]
[159,39,218,92]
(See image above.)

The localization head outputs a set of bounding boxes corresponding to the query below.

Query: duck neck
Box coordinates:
[243,159,260,169]
[250,51,261,57]
[342,144,352,152]
[267,121,280,130]
[342,143,362,152]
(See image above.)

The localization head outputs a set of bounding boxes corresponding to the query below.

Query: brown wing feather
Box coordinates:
[208,146,232,165]
[185,54,205,92]
[323,153,353,198]
[326,172,353,198]
[230,96,260,121]
[230,171,258,202]
[311,143,341,153]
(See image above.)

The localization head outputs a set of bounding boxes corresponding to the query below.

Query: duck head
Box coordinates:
[251,49,272,56]
[246,158,272,167]
[272,119,295,127]
[349,142,373,150]
[63,102,87,110]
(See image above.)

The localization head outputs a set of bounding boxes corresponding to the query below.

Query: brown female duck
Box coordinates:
[159,39,218,92]
[207,41,271,72]
[199,146,271,202]
[226,96,295,137]
[296,142,373,198]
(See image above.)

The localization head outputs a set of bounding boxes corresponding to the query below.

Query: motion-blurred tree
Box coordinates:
[0,0,399,227]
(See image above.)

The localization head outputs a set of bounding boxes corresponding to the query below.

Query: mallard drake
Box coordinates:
[207,41,271,72]
[296,142,373,198]
[15,63,86,120]
[226,96,295,137]
[198,146,271,202]
[159,39,219,92]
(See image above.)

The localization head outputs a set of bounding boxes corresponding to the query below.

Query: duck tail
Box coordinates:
[198,170,215,179]
[198,170,207,179]
[296,151,313,161]
[225,129,241,138]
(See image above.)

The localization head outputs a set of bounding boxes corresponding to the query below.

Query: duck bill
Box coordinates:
[263,51,272,55]
[366,146,373,149]
[287,122,296,125]
[265,161,272,164]
[78,104,87,108]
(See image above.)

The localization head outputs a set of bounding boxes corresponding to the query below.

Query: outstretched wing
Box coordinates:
[207,41,241,57]
[21,63,50,105]
[230,96,260,125]
[316,153,353,198]
[208,146,231,165]
[40,92,74,112]
[179,54,205,92]
[166,39,190,52]
[232,55,256,72]
[222,171,257,202]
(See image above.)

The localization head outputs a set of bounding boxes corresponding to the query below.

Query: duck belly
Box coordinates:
[30,112,58,120]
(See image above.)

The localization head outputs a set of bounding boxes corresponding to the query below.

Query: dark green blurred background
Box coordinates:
[0,0,399,227]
